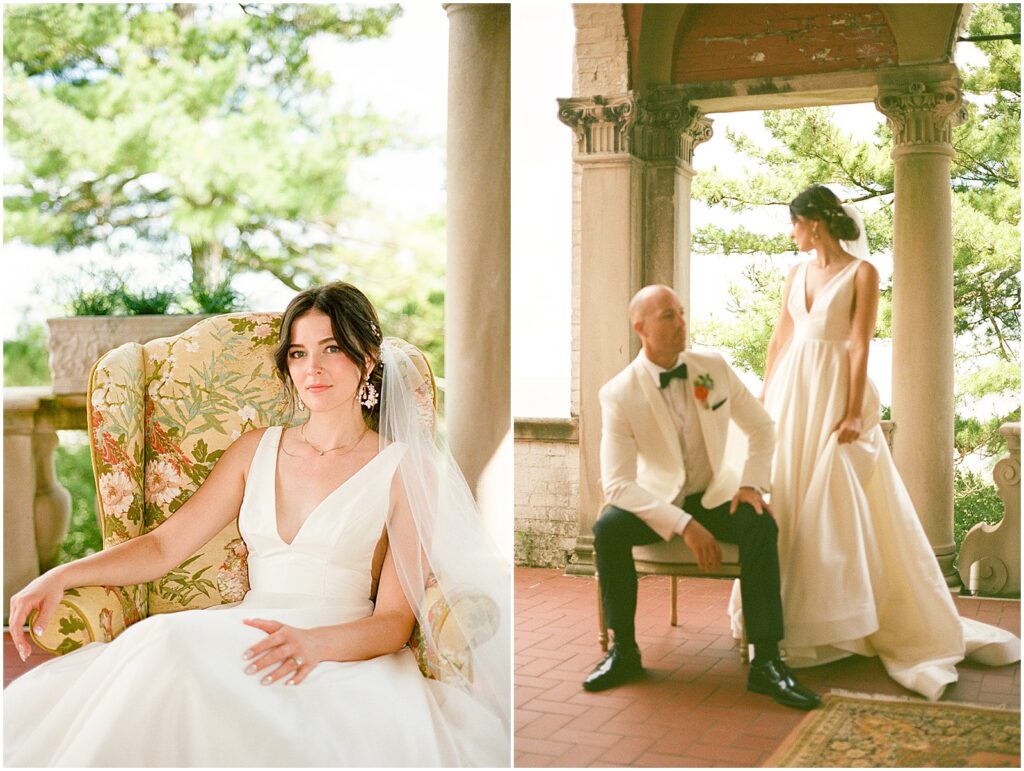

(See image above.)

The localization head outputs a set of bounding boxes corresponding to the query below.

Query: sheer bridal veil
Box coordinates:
[377,339,510,758]
[840,203,870,261]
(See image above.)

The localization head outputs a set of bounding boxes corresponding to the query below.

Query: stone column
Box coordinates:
[557,92,693,573]
[633,98,693,287]
[558,94,640,574]
[444,4,510,504]
[876,78,966,585]
[674,110,713,316]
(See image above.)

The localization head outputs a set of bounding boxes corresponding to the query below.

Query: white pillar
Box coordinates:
[558,94,640,571]
[444,4,510,501]
[876,78,965,585]
[675,111,713,314]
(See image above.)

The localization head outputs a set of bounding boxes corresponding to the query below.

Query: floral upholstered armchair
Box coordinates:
[30,313,497,685]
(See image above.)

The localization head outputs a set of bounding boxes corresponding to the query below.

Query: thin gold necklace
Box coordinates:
[293,423,368,457]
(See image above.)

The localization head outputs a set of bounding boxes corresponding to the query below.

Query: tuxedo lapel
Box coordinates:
[632,358,684,470]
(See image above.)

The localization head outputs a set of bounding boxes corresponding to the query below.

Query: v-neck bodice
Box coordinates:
[789,259,861,344]
[237,426,406,613]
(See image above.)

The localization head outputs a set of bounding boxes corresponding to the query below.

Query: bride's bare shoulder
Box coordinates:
[853,259,879,285]
[219,426,271,470]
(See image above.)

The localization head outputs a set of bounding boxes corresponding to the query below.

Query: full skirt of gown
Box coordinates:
[729,260,1019,700]
[4,428,509,767]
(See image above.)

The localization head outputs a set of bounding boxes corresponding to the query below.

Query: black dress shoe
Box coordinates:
[747,656,821,710]
[582,645,643,692]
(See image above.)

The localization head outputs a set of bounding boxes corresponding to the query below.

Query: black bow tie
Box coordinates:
[659,362,688,389]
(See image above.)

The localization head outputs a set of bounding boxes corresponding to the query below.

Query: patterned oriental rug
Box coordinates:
[764,692,1021,767]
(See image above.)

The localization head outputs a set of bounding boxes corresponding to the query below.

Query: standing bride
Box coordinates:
[730,184,1019,701]
[5,282,510,766]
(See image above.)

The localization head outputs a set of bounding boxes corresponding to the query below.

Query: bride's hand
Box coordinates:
[241,618,324,686]
[834,416,862,444]
[8,569,68,661]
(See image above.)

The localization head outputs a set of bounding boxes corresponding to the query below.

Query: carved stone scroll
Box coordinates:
[958,423,1021,596]
[875,80,967,151]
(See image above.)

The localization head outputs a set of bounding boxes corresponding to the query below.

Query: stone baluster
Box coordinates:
[4,388,74,623]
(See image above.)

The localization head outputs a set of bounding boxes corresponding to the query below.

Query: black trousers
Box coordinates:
[593,493,784,646]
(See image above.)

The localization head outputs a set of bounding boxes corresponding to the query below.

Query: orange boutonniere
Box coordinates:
[694,374,714,408]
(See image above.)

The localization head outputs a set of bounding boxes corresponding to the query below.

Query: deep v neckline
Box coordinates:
[802,259,859,314]
[271,428,396,547]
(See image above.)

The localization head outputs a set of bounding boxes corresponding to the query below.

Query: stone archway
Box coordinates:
[559,3,969,584]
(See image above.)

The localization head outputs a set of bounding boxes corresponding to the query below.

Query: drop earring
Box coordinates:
[359,380,379,409]
[293,386,305,412]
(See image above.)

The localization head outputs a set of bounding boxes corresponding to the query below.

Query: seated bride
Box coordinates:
[5,282,510,767]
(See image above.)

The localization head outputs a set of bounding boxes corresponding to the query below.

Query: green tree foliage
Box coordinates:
[55,436,103,564]
[695,261,782,379]
[3,322,51,386]
[4,3,403,295]
[329,211,447,377]
[953,470,1004,559]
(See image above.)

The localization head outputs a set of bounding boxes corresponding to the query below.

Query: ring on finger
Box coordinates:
[293,656,304,667]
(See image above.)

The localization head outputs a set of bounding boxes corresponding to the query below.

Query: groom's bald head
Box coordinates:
[629,285,676,325]
[630,285,687,368]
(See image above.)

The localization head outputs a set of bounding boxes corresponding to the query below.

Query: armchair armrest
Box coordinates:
[411,579,500,687]
[29,584,148,655]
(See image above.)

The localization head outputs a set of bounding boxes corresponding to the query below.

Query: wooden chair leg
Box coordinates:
[739,624,749,664]
[595,571,609,652]
[670,575,678,626]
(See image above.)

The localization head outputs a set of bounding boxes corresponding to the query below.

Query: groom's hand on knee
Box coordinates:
[730,486,775,519]
[682,520,721,573]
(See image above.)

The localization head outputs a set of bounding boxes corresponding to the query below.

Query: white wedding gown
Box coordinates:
[730,259,1019,700]
[4,427,508,767]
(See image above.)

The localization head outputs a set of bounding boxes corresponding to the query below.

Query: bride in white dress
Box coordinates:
[5,282,510,766]
[731,184,1019,701]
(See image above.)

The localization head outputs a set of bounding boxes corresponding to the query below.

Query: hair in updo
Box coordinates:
[274,281,384,427]
[789,184,860,242]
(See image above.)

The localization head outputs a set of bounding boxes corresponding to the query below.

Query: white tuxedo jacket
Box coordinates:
[599,350,775,541]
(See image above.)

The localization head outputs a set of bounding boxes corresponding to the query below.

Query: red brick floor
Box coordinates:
[514,567,1021,768]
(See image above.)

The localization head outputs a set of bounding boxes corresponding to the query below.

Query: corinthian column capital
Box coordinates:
[677,109,714,168]
[558,93,713,163]
[557,93,637,157]
[875,80,967,154]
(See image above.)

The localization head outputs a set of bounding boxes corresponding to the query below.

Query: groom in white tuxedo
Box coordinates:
[583,284,820,711]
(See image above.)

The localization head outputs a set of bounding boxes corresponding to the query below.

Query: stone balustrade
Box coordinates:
[3,387,86,623]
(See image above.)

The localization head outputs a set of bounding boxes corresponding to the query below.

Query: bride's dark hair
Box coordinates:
[274,281,384,427]
[789,184,860,242]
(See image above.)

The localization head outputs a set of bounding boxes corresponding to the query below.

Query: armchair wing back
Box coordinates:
[33,313,292,654]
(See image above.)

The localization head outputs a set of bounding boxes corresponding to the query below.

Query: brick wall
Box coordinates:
[514,419,580,568]
[573,4,629,96]
[673,3,897,83]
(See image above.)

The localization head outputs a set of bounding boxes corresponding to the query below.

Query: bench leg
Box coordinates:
[670,576,678,626]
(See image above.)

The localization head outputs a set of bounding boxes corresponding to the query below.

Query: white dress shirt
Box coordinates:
[638,350,714,535]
